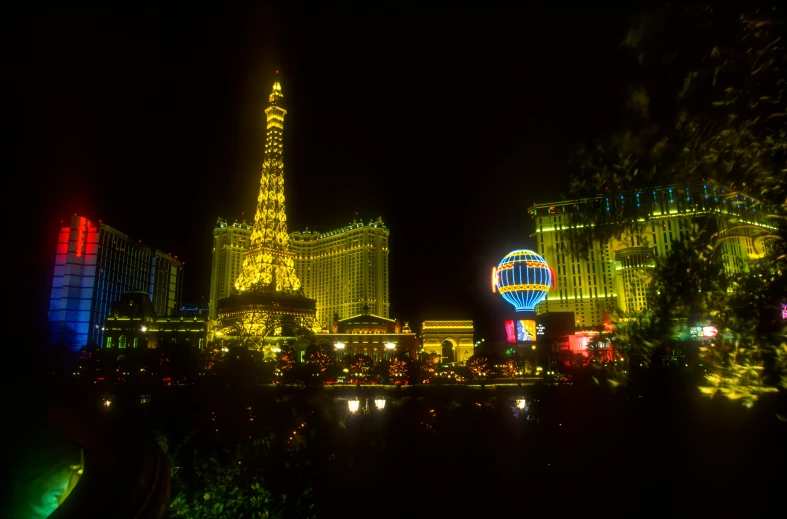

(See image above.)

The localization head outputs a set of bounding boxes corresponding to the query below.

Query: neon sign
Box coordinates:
[505,320,516,343]
[76,217,87,257]
[690,326,718,338]
[495,249,552,312]
[516,320,536,342]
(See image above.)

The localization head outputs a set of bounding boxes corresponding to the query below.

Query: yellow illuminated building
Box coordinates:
[529,184,775,327]
[209,218,252,319]
[290,218,390,329]
[215,77,318,348]
[421,321,475,365]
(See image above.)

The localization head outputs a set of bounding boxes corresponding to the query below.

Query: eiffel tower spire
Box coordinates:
[233,74,302,295]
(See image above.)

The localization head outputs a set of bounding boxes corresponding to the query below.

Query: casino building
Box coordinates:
[209,218,253,319]
[290,219,390,330]
[529,183,775,328]
[208,76,391,337]
[48,215,183,350]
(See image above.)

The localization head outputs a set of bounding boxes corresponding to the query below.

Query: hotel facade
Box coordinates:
[48,215,183,350]
[209,217,391,330]
[529,183,774,328]
[208,218,253,319]
[290,218,390,330]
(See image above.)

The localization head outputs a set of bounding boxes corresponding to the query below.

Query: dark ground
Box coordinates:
[10,368,786,518]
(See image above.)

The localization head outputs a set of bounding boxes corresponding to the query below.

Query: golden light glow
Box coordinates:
[497,283,551,295]
[234,80,302,295]
[491,267,497,293]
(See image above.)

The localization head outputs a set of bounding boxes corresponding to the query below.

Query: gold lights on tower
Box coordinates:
[233,76,303,295]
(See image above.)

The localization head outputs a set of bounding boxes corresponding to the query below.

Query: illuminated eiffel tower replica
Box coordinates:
[216,75,318,350]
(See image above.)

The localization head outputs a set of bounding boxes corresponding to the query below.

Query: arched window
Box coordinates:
[105,337,112,348]
[118,335,127,349]
[133,337,139,349]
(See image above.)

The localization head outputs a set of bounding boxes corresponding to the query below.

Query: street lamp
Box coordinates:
[516,398,526,410]
[335,342,345,363]
[374,397,386,410]
[385,342,395,361]
[531,344,537,373]
[141,326,147,332]
[348,398,360,413]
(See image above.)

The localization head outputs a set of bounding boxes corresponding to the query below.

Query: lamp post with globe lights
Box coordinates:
[385,342,396,361]
[335,342,345,364]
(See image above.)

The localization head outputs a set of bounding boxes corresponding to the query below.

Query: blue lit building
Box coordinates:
[48,215,183,350]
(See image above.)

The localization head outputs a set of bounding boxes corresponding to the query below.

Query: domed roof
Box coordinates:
[494,249,553,312]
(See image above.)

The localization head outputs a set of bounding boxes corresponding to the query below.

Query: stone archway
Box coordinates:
[421,321,474,366]
[441,338,457,363]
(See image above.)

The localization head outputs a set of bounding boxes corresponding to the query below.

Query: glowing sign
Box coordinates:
[691,326,718,338]
[75,217,87,257]
[492,267,498,293]
[536,323,546,336]
[495,249,552,312]
[505,320,516,343]
[517,320,536,342]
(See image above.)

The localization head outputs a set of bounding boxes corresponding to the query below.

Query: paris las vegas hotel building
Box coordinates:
[529,184,774,329]
[209,217,390,329]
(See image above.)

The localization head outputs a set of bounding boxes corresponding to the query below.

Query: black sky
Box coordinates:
[15,5,635,341]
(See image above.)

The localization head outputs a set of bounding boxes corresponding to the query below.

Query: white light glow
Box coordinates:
[348,399,360,413]
[374,398,386,410]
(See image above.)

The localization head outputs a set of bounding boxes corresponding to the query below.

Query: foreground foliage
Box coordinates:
[564,4,786,406]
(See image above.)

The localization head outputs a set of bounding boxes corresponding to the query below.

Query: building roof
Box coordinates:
[339,313,395,326]
[110,291,158,319]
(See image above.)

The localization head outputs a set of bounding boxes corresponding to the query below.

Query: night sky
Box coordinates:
[15,5,634,341]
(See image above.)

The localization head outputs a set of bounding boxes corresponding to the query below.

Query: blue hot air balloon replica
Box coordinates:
[494,249,554,312]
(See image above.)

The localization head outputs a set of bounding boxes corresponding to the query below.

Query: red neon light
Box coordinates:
[505,320,516,343]
[76,217,87,257]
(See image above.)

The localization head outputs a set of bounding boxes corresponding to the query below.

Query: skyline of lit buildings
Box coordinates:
[209,217,392,330]
[213,77,320,349]
[45,80,779,354]
[48,214,183,350]
[530,183,775,328]
[208,73,391,334]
